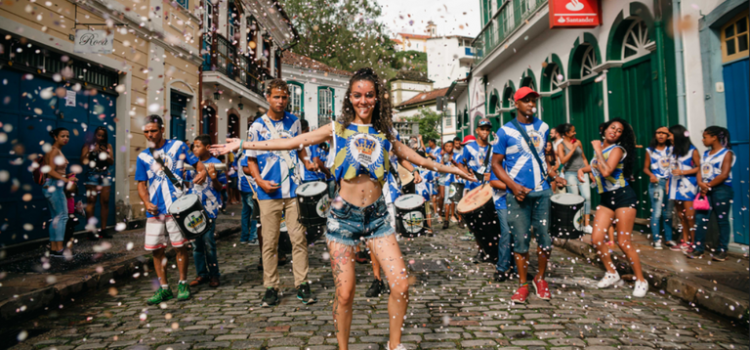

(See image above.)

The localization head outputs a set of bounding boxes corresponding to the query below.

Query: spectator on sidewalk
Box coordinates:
[667,124,700,253]
[689,127,735,261]
[187,135,225,288]
[643,126,676,250]
[578,118,648,297]
[81,126,114,240]
[43,127,76,258]
[555,123,593,233]
[136,115,207,305]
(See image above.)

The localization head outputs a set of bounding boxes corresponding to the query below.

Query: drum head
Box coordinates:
[457,184,493,214]
[296,181,327,196]
[395,194,425,210]
[398,166,414,184]
[551,193,585,205]
[168,194,200,213]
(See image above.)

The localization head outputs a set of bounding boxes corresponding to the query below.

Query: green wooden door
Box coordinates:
[620,56,657,219]
[569,79,605,208]
[541,91,567,131]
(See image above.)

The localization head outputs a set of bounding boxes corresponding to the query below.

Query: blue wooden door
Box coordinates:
[170,91,187,141]
[0,70,117,247]
[722,57,749,245]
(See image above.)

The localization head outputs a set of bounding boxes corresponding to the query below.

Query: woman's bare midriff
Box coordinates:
[338,173,383,207]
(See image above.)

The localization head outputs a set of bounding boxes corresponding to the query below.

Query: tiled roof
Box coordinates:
[281,51,352,76]
[399,33,432,40]
[396,87,450,108]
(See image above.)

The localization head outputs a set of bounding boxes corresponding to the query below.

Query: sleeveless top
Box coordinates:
[86,144,110,173]
[328,121,397,187]
[590,144,628,194]
[646,145,672,179]
[668,145,698,200]
[562,142,584,172]
[701,147,734,187]
[51,148,68,176]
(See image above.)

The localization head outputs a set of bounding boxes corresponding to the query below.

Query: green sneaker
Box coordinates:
[146,287,174,305]
[177,282,191,301]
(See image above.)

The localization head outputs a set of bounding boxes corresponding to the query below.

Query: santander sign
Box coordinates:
[549,0,601,28]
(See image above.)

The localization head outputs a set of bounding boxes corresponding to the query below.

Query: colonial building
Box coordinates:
[455,0,747,245]
[0,0,297,247]
[391,33,432,52]
[389,71,433,106]
[425,35,476,88]
[281,52,351,129]
[393,87,456,143]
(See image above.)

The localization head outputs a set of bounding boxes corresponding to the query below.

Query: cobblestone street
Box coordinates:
[6,224,749,350]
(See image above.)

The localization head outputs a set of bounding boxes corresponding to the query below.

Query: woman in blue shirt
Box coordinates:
[642,127,675,250]
[578,118,647,298]
[667,125,701,253]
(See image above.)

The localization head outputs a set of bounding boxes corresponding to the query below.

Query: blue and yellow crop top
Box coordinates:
[326,121,399,186]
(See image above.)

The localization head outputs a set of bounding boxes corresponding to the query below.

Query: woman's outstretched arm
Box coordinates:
[211,122,333,155]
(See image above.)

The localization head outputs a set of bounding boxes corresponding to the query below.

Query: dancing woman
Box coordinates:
[213,68,474,350]
[577,118,648,297]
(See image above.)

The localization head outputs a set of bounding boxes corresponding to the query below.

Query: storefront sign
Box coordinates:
[73,30,114,54]
[549,0,601,28]
[65,90,76,107]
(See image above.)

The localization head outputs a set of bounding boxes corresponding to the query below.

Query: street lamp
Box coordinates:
[213,84,220,101]
[238,96,244,110]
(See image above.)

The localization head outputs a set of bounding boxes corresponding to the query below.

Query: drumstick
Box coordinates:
[184,164,227,171]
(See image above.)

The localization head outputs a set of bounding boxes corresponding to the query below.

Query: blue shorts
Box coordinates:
[325,194,395,246]
[84,171,112,187]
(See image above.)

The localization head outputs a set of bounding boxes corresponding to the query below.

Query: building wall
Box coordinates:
[394,103,456,144]
[426,37,472,89]
[0,0,203,232]
[390,80,433,106]
[282,66,349,129]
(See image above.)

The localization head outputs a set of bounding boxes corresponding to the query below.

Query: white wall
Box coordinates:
[282,66,350,129]
[427,37,472,89]
[394,103,457,144]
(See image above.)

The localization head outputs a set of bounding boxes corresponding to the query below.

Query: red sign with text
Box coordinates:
[549,0,601,28]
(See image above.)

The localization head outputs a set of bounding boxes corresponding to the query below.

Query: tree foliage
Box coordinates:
[279,0,398,80]
[407,108,442,142]
[391,50,427,74]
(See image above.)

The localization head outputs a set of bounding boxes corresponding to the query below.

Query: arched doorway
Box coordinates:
[203,106,217,144]
[568,37,605,163]
[501,82,515,124]
[487,89,501,132]
[540,55,567,131]
[228,113,240,139]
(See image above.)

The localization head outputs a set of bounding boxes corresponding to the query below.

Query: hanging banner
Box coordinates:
[469,76,485,132]
[74,30,114,54]
[549,0,601,28]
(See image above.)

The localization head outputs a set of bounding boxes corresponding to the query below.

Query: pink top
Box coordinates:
[51,149,68,176]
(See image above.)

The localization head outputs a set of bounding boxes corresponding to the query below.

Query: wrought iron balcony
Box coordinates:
[472,0,547,65]
[202,34,269,96]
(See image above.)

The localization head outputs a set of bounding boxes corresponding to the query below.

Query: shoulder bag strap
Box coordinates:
[510,119,548,179]
[150,149,184,190]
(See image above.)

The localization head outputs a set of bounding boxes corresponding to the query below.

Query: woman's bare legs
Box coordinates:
[328,241,357,350]
[99,186,110,230]
[591,207,618,274]
[614,207,645,282]
[85,185,98,227]
[368,235,409,349]
[674,201,696,244]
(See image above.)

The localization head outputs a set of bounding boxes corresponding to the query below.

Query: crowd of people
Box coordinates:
[39,67,737,350]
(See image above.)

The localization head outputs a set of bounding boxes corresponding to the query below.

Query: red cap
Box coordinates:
[514,86,540,101]
[461,135,476,145]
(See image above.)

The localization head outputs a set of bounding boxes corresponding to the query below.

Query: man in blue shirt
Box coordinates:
[136,115,207,305]
[491,87,566,303]
[245,79,316,307]
[458,118,493,191]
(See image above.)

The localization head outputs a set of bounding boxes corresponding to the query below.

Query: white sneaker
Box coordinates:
[654,241,663,250]
[583,225,593,234]
[597,272,622,289]
[633,280,648,297]
[387,342,408,350]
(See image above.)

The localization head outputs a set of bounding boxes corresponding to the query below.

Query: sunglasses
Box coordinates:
[519,96,537,103]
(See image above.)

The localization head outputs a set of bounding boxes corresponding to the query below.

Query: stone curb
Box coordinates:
[0,224,240,323]
[553,237,749,320]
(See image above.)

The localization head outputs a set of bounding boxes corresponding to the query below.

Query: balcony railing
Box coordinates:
[203,34,269,96]
[471,0,547,66]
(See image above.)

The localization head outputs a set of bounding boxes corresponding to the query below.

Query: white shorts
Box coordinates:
[144,216,187,250]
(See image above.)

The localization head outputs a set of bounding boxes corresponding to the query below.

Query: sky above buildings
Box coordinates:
[377,0,482,38]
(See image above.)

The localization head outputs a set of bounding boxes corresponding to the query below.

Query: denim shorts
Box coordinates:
[84,171,112,187]
[598,186,637,211]
[325,195,395,246]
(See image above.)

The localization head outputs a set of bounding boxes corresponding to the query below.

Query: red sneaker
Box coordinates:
[532,278,551,300]
[511,285,530,303]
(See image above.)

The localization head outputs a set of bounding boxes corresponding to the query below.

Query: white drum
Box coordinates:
[394,194,426,237]
[295,181,330,227]
[168,193,210,240]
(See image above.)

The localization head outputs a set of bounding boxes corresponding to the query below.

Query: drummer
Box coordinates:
[185,135,226,288]
[135,115,208,305]
[457,120,492,258]
[210,67,474,350]
[425,138,443,223]
[490,87,566,304]
[438,141,460,230]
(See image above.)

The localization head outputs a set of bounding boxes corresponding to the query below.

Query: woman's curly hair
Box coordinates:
[338,68,396,142]
[600,117,636,179]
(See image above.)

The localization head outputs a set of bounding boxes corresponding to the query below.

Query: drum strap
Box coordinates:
[510,119,549,181]
[150,149,184,190]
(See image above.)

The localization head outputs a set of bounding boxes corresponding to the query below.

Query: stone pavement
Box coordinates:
[4,222,749,350]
